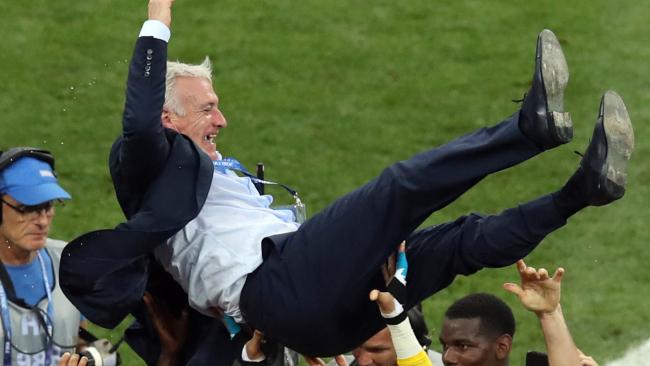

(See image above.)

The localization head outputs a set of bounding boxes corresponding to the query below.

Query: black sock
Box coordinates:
[552,171,589,218]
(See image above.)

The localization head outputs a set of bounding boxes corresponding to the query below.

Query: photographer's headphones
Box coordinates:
[0,147,56,224]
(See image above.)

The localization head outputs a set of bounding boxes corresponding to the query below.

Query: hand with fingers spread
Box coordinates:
[504,260,580,366]
[503,259,563,315]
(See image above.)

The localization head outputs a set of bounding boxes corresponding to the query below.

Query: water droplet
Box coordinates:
[60,141,64,145]
[30,285,35,289]
[69,86,75,90]
[178,165,183,169]
[23,274,27,278]
[62,108,67,112]
[42,140,48,144]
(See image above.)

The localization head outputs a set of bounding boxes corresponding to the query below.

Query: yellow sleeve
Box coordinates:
[396,350,433,366]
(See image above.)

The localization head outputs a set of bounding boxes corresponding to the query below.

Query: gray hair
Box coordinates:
[165,57,213,116]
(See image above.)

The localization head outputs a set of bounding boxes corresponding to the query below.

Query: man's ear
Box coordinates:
[161,108,176,130]
[495,334,512,360]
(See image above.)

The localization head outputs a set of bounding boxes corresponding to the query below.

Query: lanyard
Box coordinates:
[213,158,304,207]
[0,250,54,366]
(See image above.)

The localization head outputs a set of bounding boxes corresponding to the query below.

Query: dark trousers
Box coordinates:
[240,112,567,356]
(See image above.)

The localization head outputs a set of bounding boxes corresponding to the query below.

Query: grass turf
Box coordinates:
[1,0,649,364]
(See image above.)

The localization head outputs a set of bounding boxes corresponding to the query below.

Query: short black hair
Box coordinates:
[444,293,515,339]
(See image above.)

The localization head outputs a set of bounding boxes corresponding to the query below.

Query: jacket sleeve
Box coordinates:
[110,36,173,216]
[115,36,171,196]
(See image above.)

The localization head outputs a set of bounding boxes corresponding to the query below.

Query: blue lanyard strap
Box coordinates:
[213,158,303,204]
[36,252,54,366]
[0,286,12,366]
[0,251,55,366]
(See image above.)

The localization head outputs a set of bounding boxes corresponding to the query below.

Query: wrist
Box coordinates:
[536,303,562,319]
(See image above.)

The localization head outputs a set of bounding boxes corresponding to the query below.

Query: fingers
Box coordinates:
[538,267,549,280]
[553,267,565,283]
[370,289,396,314]
[398,241,405,253]
[385,252,396,280]
[78,356,88,366]
[304,356,326,366]
[369,289,380,301]
[334,355,349,366]
[58,352,71,366]
[516,259,526,273]
[59,353,88,366]
[245,330,265,360]
[143,292,161,326]
[503,282,524,298]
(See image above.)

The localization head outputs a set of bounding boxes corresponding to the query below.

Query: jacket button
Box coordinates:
[146,49,153,55]
[144,71,150,77]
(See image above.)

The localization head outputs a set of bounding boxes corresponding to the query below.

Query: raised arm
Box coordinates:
[111,0,175,211]
[503,260,580,366]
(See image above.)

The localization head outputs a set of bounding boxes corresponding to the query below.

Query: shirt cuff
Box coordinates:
[241,346,266,363]
[138,20,171,42]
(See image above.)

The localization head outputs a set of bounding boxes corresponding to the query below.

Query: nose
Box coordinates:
[442,348,458,365]
[210,108,227,128]
[33,209,52,227]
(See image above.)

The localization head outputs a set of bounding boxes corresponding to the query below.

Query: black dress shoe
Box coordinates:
[520,29,572,150]
[574,90,634,206]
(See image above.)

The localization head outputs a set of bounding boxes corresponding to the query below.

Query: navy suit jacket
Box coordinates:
[60,36,241,365]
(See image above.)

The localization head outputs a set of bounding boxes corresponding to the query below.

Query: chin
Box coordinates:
[204,148,218,160]
[26,236,48,250]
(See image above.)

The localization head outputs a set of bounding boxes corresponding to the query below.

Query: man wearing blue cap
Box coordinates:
[0,147,83,365]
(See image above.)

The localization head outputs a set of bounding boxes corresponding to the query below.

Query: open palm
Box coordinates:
[503,259,564,314]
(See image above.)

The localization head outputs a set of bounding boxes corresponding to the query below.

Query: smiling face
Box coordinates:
[0,195,54,264]
[162,76,227,160]
[439,317,511,366]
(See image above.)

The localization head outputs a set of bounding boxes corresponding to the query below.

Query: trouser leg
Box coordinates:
[402,193,566,309]
[241,112,549,355]
[278,112,541,298]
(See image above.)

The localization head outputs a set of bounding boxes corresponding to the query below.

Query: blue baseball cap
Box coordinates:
[0,156,71,205]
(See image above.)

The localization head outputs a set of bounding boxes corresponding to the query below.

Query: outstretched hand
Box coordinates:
[148,0,175,27]
[503,259,564,315]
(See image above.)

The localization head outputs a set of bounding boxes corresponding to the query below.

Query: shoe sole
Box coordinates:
[601,90,634,197]
[539,29,573,143]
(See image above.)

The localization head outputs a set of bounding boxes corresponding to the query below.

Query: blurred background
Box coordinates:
[1,0,648,364]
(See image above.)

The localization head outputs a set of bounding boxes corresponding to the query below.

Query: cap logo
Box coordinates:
[39,170,54,178]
